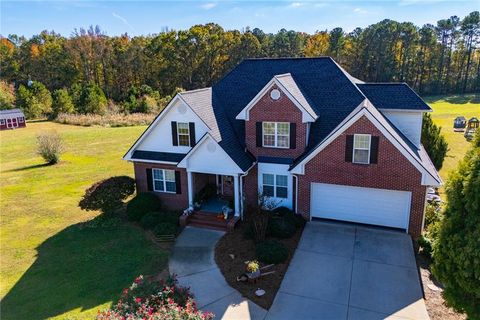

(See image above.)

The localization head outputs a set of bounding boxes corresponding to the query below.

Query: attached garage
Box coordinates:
[310,183,412,230]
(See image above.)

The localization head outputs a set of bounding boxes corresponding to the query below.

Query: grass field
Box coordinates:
[0,122,168,320]
[425,94,480,186]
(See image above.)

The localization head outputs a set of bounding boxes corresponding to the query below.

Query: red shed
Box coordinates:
[0,109,26,130]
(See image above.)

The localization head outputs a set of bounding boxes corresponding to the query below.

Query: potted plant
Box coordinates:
[246,260,260,278]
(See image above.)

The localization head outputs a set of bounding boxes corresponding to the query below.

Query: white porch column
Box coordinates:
[233,174,240,216]
[187,170,193,207]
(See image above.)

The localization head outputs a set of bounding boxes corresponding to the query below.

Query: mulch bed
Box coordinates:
[214,221,304,309]
[416,253,466,320]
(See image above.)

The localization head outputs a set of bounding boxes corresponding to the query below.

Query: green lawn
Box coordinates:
[0,122,168,320]
[425,94,480,187]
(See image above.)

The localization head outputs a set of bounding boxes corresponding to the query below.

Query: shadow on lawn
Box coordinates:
[1,215,166,320]
[424,94,480,105]
[5,163,51,172]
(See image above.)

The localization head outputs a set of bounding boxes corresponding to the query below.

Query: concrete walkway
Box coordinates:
[169,227,267,320]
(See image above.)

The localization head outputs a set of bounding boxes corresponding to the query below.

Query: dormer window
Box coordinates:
[263,122,290,148]
[171,121,196,147]
[177,122,190,146]
[353,134,371,164]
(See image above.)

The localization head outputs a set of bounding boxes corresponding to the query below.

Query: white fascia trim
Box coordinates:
[379,108,431,113]
[123,93,211,161]
[177,133,244,174]
[235,76,317,123]
[126,158,179,165]
[291,102,441,186]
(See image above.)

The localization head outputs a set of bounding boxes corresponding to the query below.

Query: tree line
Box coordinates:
[0,11,479,118]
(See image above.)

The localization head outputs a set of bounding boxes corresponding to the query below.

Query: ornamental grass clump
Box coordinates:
[36,131,64,164]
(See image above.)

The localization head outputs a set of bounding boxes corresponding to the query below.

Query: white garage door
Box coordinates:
[310,183,411,230]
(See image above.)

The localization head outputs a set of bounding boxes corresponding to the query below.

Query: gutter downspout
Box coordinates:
[239,161,258,221]
[292,174,299,214]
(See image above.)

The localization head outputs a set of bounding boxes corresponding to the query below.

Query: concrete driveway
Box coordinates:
[266,221,429,320]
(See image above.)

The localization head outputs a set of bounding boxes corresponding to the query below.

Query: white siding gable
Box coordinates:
[136,98,209,154]
[381,110,423,147]
[178,135,243,175]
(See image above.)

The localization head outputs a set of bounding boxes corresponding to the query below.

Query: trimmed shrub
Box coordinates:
[36,131,64,164]
[140,211,180,229]
[140,212,162,229]
[153,222,177,237]
[417,235,433,258]
[79,176,135,214]
[126,193,162,221]
[256,240,289,264]
[269,216,296,239]
[272,206,293,217]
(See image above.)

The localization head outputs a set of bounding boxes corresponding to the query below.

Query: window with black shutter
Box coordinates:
[345,135,354,162]
[370,136,379,164]
[290,123,296,149]
[171,122,178,146]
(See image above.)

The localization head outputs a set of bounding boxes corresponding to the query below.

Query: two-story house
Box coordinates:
[123,57,441,238]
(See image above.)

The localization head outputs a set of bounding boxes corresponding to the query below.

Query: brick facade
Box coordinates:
[245,85,307,159]
[295,116,427,238]
[243,164,259,208]
[133,162,188,210]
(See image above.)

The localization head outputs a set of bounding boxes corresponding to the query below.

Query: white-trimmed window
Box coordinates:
[262,174,288,198]
[353,134,371,164]
[177,122,190,146]
[0,119,5,125]
[18,117,24,123]
[263,122,289,148]
[153,169,176,193]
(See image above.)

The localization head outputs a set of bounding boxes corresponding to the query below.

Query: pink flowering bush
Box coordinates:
[97,275,214,320]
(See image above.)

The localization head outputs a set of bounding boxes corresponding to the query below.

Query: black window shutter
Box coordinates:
[175,171,182,194]
[256,122,262,147]
[370,136,379,164]
[189,122,196,147]
[345,135,354,162]
[146,169,153,191]
[171,122,178,146]
[290,123,296,149]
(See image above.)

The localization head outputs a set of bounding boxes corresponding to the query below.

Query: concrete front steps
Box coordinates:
[180,211,239,232]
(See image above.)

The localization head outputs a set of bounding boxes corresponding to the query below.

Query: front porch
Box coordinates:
[180,172,242,231]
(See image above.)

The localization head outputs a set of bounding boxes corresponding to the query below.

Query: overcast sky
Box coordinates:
[1,0,478,38]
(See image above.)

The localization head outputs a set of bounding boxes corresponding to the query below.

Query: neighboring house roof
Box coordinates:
[0,108,24,118]
[357,83,432,111]
[132,150,186,163]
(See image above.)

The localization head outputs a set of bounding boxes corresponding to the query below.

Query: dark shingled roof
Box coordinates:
[212,57,366,160]
[128,58,435,174]
[357,83,431,111]
[132,150,186,163]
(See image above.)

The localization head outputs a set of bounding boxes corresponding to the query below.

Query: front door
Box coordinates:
[222,175,234,198]
[11,118,18,128]
[6,118,12,128]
